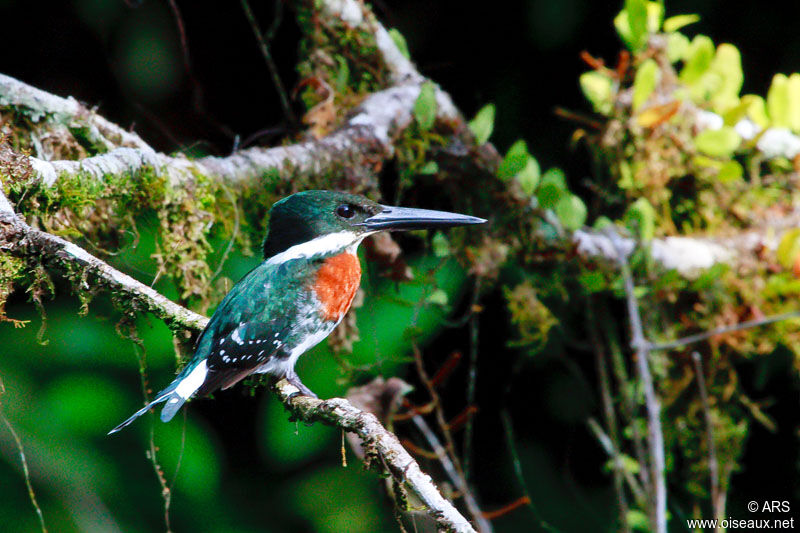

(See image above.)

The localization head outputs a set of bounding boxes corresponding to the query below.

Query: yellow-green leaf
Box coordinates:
[388,28,410,60]
[666,32,690,63]
[680,34,715,85]
[717,160,744,183]
[777,229,800,269]
[742,94,770,128]
[632,58,659,111]
[788,73,800,132]
[413,81,437,131]
[646,1,664,33]
[663,14,700,33]
[767,73,791,128]
[711,43,743,112]
[468,103,495,145]
[516,158,541,196]
[555,194,587,231]
[694,126,741,157]
[580,71,614,115]
[624,197,657,241]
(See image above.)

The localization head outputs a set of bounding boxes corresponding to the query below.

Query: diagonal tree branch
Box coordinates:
[274,379,476,533]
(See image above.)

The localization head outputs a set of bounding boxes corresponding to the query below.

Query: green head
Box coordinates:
[262,190,485,259]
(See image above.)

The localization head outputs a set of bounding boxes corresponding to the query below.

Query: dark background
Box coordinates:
[1,1,799,532]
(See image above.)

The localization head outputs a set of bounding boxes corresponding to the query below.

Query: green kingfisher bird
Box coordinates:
[109,190,485,434]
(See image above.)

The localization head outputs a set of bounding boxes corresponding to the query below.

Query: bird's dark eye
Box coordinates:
[336,204,355,219]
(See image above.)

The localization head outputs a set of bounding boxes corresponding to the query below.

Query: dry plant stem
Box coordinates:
[611,233,667,533]
[274,379,477,533]
[692,352,722,529]
[410,414,493,533]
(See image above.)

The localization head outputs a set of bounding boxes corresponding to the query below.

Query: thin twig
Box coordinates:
[610,231,666,533]
[599,311,651,497]
[500,410,559,532]
[586,418,645,504]
[649,311,800,352]
[240,0,297,127]
[586,303,633,532]
[692,352,721,529]
[211,184,241,280]
[0,409,48,533]
[462,313,479,479]
[410,414,493,533]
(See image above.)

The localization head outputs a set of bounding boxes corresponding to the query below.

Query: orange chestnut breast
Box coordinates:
[312,252,362,322]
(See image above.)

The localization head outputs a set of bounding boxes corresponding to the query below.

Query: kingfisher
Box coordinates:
[109,190,485,434]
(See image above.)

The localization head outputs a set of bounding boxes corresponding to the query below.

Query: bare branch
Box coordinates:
[648,310,800,352]
[610,231,667,533]
[274,379,477,533]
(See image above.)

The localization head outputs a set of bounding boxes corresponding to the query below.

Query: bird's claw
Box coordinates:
[286,374,318,399]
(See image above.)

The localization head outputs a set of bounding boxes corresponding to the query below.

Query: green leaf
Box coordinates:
[717,160,743,183]
[335,56,350,93]
[426,289,449,307]
[537,167,568,209]
[388,28,410,60]
[593,215,614,230]
[632,58,659,111]
[666,32,690,63]
[624,197,657,241]
[627,510,651,531]
[768,73,791,128]
[679,34,715,85]
[694,126,741,157]
[663,14,700,32]
[777,228,800,269]
[468,103,495,145]
[788,73,800,132]
[497,140,530,180]
[580,71,614,115]
[555,194,587,231]
[431,231,451,257]
[516,158,541,195]
[413,81,437,131]
[418,161,438,175]
[615,0,648,51]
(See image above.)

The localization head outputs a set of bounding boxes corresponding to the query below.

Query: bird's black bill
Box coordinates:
[361,205,486,231]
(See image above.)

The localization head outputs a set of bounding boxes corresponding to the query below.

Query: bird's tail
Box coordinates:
[107,360,208,435]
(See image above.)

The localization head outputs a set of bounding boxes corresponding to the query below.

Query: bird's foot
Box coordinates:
[286,373,318,399]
